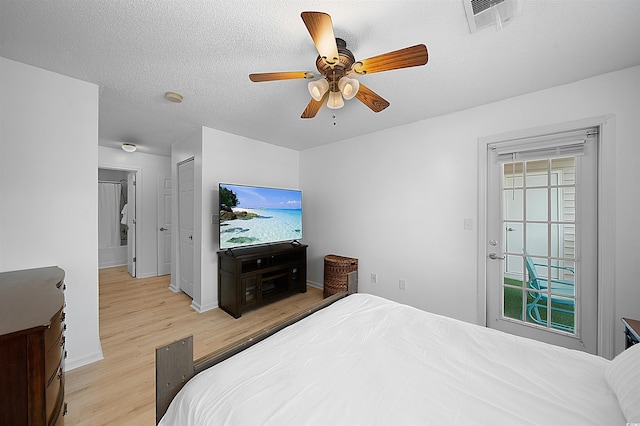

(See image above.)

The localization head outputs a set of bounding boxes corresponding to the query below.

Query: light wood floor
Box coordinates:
[65,266,323,425]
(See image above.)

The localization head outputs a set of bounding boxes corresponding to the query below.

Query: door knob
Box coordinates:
[489,253,505,260]
[160,227,167,231]
[189,235,193,240]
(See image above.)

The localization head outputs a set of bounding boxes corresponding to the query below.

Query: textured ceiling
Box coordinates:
[1,0,639,156]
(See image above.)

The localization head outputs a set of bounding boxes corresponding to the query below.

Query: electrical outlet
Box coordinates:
[399,279,406,290]
[371,273,377,284]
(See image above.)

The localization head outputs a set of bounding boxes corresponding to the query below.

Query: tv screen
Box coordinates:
[219,183,302,250]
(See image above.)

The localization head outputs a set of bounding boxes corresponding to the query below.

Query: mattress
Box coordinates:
[159,293,626,425]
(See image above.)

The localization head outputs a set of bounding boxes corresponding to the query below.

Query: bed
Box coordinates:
[156,291,638,425]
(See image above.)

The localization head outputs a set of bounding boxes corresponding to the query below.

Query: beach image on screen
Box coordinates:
[219,184,302,249]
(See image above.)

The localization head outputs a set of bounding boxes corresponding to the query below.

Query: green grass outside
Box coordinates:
[503,278,575,331]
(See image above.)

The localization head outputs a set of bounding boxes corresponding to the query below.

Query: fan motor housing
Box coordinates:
[315,38,356,90]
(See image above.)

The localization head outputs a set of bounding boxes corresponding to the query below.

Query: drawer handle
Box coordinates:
[60,312,66,322]
[60,336,66,347]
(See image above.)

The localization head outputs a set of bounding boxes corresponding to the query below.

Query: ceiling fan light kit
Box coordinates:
[308,78,329,101]
[327,90,345,110]
[249,11,428,119]
[338,77,359,100]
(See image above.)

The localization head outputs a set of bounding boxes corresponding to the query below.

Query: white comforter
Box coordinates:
[160,293,625,425]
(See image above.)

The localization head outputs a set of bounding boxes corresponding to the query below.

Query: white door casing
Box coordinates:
[178,159,195,298]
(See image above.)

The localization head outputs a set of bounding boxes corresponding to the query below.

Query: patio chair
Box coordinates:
[525,254,575,332]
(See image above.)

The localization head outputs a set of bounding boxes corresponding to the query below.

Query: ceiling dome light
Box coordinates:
[338,77,360,100]
[307,79,329,101]
[122,143,137,152]
[165,92,183,103]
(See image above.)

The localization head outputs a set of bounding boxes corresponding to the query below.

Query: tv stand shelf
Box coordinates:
[218,243,307,318]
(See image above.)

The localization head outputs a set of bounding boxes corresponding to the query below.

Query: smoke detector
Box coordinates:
[463,0,521,33]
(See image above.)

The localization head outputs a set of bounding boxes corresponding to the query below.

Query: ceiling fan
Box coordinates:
[249,11,429,119]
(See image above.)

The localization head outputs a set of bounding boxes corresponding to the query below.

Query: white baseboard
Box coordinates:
[190,300,218,313]
[98,262,126,269]
[136,271,159,279]
[66,349,104,371]
[307,280,322,290]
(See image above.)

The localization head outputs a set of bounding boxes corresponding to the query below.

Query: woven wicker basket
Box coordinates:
[323,255,358,298]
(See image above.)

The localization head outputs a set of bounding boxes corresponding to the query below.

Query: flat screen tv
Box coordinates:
[219,183,302,250]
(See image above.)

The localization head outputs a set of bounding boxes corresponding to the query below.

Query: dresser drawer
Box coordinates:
[46,335,64,385]
[46,365,64,423]
[45,308,65,352]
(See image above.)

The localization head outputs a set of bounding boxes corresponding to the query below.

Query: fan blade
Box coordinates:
[354,83,390,113]
[249,72,313,82]
[351,44,428,75]
[301,12,339,66]
[301,92,328,119]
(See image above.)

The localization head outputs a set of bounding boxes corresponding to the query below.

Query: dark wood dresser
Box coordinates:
[0,266,67,425]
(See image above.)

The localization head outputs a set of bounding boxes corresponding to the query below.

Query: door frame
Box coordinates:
[477,115,616,358]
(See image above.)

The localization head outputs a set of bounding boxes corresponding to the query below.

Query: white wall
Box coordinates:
[98,146,171,278]
[4,53,635,369]
[300,65,640,356]
[171,127,299,311]
[0,57,103,369]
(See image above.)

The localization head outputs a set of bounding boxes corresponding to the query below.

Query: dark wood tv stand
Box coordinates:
[218,243,307,318]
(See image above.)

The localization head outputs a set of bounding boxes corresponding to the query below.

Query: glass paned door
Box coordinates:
[502,157,577,332]
[486,130,598,354]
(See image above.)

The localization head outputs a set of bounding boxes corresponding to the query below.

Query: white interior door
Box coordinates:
[178,159,194,298]
[157,175,171,276]
[486,129,598,353]
[127,172,137,277]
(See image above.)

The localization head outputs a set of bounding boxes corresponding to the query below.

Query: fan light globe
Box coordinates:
[327,91,344,109]
[308,79,329,101]
[338,77,360,100]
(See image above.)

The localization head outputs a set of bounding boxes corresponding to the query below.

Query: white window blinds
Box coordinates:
[491,127,598,163]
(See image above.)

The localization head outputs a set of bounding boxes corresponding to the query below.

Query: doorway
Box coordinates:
[98,167,138,277]
[157,174,172,276]
[177,158,195,298]
[477,116,622,357]
[485,129,598,353]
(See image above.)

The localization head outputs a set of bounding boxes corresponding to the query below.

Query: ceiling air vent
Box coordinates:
[463,0,520,33]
